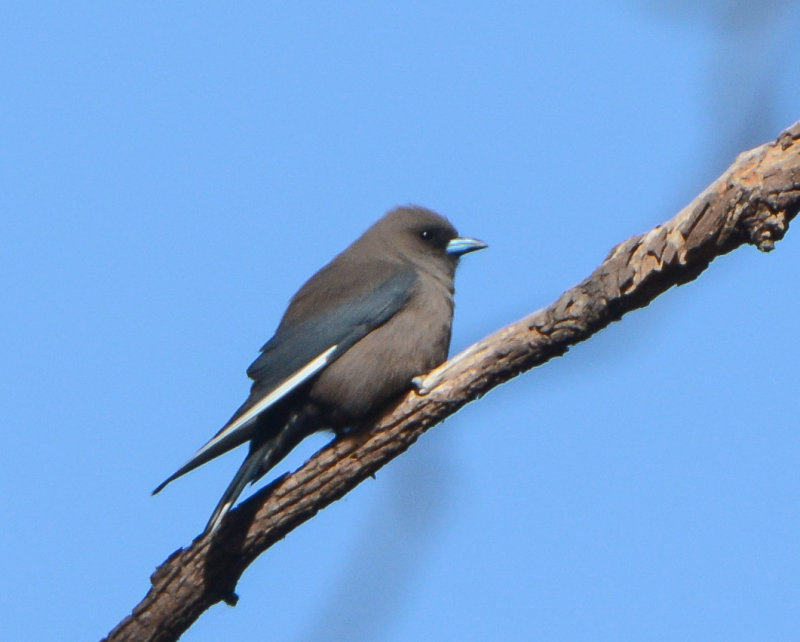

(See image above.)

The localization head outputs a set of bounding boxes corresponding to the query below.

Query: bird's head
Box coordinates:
[364,206,487,275]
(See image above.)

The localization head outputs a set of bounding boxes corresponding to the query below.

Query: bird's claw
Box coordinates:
[411,375,430,395]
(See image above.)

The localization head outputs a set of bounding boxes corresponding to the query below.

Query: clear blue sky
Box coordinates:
[3,3,800,641]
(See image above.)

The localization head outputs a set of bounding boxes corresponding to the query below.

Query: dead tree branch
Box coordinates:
[105,121,800,642]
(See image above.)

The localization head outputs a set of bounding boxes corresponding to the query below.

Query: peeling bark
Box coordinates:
[104,121,800,642]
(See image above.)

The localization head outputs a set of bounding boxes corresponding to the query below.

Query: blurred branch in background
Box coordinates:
[298,443,453,642]
[105,121,800,642]
[641,0,798,159]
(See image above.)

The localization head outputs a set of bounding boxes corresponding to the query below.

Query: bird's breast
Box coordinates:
[309,279,454,424]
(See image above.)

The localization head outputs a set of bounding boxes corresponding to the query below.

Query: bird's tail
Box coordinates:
[204,412,313,535]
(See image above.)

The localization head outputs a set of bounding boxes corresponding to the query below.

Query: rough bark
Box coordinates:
[104,121,800,642]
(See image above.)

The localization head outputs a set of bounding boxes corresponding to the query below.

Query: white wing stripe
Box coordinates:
[190,345,338,461]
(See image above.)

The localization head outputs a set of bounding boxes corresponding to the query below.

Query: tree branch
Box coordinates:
[105,121,800,642]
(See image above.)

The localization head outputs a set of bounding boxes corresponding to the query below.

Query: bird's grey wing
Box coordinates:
[152,267,416,494]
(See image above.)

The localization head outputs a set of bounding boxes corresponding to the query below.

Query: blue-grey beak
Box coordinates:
[446,236,488,256]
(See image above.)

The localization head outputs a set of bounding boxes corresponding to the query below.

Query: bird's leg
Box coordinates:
[412,342,482,394]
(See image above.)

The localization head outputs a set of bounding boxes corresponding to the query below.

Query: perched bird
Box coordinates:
[153,206,486,534]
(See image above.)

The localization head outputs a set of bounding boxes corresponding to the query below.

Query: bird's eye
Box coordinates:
[419,230,433,241]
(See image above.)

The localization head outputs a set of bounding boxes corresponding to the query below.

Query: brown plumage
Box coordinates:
[153,206,486,534]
